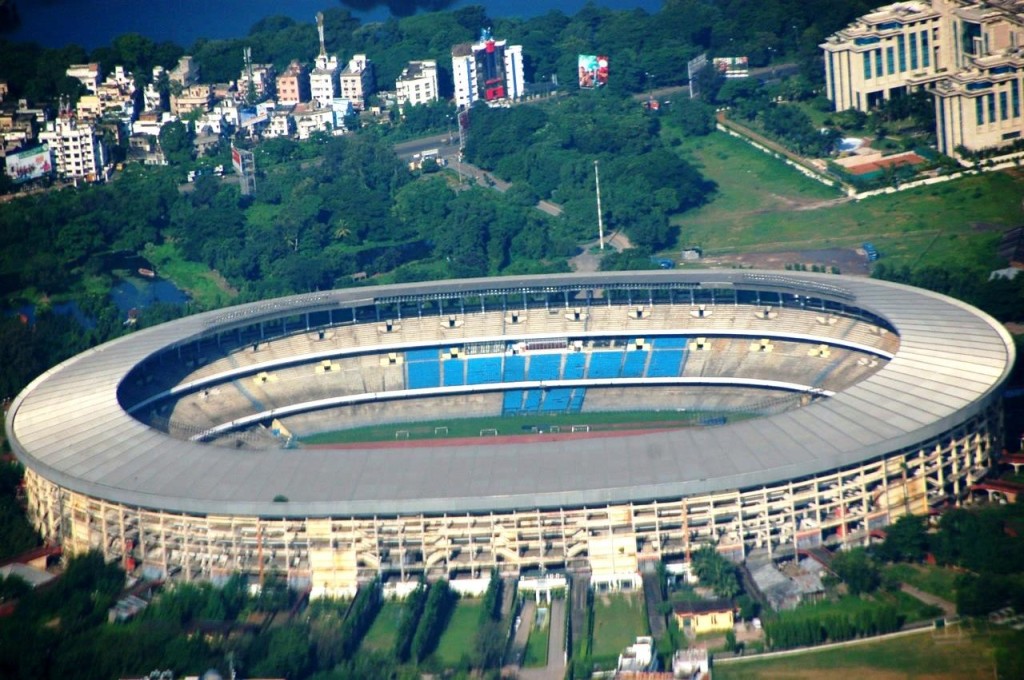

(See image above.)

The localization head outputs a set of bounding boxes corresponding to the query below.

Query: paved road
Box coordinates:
[901,583,957,618]
[505,598,535,669]
[518,597,567,680]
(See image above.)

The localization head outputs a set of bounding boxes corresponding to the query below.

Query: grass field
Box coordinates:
[300,409,747,445]
[673,132,1024,271]
[590,593,648,667]
[435,598,483,667]
[524,617,550,668]
[714,625,1011,679]
[886,564,960,603]
[361,600,402,654]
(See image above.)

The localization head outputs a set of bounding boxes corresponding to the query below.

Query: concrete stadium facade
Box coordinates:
[6,271,1015,596]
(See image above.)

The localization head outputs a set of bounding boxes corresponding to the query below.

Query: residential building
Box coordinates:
[396,60,439,109]
[66,63,102,94]
[37,115,105,180]
[239,63,276,102]
[127,133,167,166]
[168,56,199,87]
[266,107,295,138]
[339,54,374,110]
[822,0,1024,155]
[294,104,339,139]
[310,11,341,108]
[170,84,213,116]
[451,29,525,109]
[143,67,165,112]
[616,637,658,674]
[671,600,734,635]
[276,60,310,105]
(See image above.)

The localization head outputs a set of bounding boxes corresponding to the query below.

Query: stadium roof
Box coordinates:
[6,271,1015,518]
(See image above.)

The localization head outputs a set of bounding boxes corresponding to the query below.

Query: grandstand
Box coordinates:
[5,271,1014,596]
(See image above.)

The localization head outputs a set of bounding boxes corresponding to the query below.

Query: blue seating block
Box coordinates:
[648,350,684,377]
[504,354,526,381]
[528,354,562,381]
[443,359,465,386]
[406,348,439,362]
[563,353,586,379]
[588,351,623,378]
[542,388,572,412]
[524,390,542,411]
[407,360,440,389]
[622,351,647,378]
[652,336,689,349]
[466,356,502,384]
[503,390,524,413]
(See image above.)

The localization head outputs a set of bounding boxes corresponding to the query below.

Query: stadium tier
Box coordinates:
[6,271,1014,595]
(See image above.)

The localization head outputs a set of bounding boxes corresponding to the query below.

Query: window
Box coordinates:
[977,96,985,125]
[897,34,906,72]
[875,50,884,77]
[910,33,918,70]
[1001,91,1009,121]
[922,31,930,67]
[988,93,997,122]
[887,46,895,75]
[864,52,872,79]
[1013,81,1021,118]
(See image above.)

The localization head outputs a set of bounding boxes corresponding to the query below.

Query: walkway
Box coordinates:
[518,597,567,680]
[901,583,957,618]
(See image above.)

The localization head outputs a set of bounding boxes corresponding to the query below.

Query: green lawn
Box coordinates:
[886,563,960,603]
[435,597,483,667]
[524,617,550,668]
[673,132,1024,271]
[590,593,647,667]
[714,625,1010,679]
[361,600,402,654]
[300,409,744,445]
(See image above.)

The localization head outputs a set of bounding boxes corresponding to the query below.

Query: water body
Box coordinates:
[5,0,662,50]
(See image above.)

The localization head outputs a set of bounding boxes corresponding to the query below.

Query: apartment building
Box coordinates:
[451,29,524,109]
[66,63,102,94]
[37,115,105,180]
[276,60,310,105]
[170,84,214,116]
[339,54,374,110]
[823,0,1024,155]
[395,60,439,109]
[239,63,276,102]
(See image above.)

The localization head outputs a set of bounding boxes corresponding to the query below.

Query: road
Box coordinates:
[518,597,567,680]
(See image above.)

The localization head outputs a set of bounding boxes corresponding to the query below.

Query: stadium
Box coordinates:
[5,271,1015,596]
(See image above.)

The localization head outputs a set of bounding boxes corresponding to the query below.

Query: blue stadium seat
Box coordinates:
[524,390,542,411]
[563,353,586,379]
[407,360,440,389]
[528,354,562,381]
[588,351,624,378]
[466,356,502,384]
[622,351,648,378]
[504,354,526,381]
[406,348,439,362]
[647,350,684,377]
[542,388,572,412]
[443,359,465,386]
[503,390,525,413]
[568,389,586,412]
[652,336,689,349]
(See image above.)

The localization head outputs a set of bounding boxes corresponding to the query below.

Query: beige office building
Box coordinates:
[823,0,1024,155]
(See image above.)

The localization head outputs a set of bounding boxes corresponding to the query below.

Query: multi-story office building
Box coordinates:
[396,60,439,109]
[276,60,310,105]
[339,55,374,110]
[37,115,104,180]
[451,29,524,109]
[822,0,1024,155]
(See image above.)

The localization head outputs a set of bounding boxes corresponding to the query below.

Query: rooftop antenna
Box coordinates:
[316,12,327,58]
[595,159,605,250]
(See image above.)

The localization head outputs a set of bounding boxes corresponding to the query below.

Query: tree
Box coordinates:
[158,120,194,165]
[831,547,881,595]
[876,514,928,563]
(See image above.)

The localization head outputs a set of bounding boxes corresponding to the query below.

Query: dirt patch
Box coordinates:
[701,248,871,276]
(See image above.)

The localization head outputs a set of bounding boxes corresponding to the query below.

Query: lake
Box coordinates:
[5,0,663,50]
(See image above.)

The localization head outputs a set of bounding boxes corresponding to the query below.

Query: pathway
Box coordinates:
[517,597,567,680]
[901,583,957,618]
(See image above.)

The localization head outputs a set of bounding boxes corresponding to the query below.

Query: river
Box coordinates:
[5,0,662,50]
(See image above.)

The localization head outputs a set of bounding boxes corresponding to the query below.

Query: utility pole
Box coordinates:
[595,159,605,250]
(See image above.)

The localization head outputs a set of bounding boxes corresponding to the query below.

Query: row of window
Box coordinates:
[975,82,1022,126]
[862,29,931,79]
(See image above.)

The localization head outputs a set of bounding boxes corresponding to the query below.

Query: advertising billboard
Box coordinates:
[578,55,609,89]
[713,56,750,79]
[4,145,52,184]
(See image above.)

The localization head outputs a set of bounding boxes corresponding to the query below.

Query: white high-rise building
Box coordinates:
[451,29,524,109]
[339,54,374,110]
[309,12,340,108]
[37,116,105,180]
[396,60,439,109]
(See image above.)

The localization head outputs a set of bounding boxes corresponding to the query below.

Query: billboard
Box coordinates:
[713,56,750,79]
[4,145,52,184]
[578,55,609,89]
[687,53,708,99]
